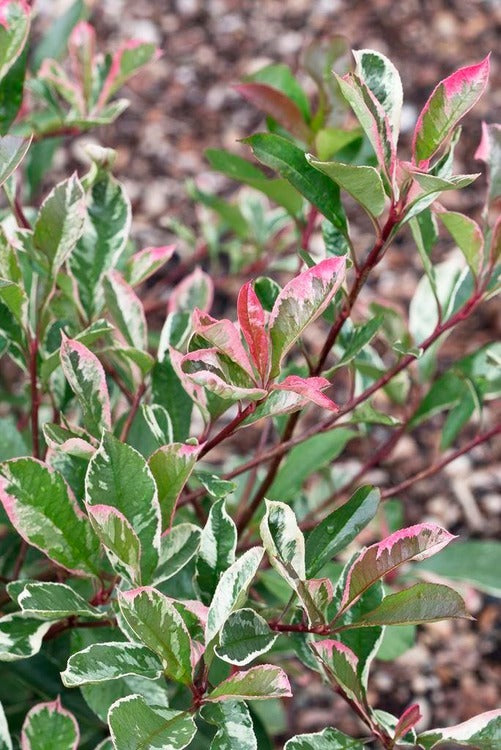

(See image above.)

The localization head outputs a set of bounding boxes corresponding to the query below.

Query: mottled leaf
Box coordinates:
[285,727,364,749]
[195,498,237,605]
[269,256,346,377]
[108,695,196,750]
[334,524,456,618]
[206,665,291,702]
[60,335,111,439]
[418,710,501,750]
[0,1,30,80]
[413,56,490,166]
[148,443,199,530]
[0,134,30,187]
[8,581,104,620]
[118,587,193,685]
[86,432,161,584]
[61,642,164,687]
[0,458,100,576]
[215,608,277,666]
[21,698,79,750]
[0,614,51,662]
[33,174,86,272]
[205,547,264,645]
[103,270,147,349]
[202,701,257,750]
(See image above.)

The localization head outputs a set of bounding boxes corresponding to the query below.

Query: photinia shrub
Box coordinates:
[0,3,499,749]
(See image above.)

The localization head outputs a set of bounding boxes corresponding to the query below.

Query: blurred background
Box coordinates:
[32,0,501,742]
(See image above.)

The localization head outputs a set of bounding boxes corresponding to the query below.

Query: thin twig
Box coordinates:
[381,424,501,500]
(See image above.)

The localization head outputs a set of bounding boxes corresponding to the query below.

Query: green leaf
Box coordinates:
[0,700,11,750]
[61,642,164,687]
[305,487,380,577]
[86,432,161,584]
[32,0,86,70]
[206,665,291,702]
[7,581,105,620]
[0,614,51,662]
[345,582,470,627]
[151,354,193,442]
[118,587,193,685]
[377,624,416,661]
[108,696,196,750]
[21,698,79,750]
[153,523,201,585]
[268,256,346,378]
[476,122,501,207]
[148,443,199,530]
[260,499,305,585]
[0,45,26,134]
[0,279,27,326]
[0,1,30,80]
[413,56,490,165]
[271,428,356,503]
[243,133,346,229]
[60,335,111,439]
[418,710,501,750]
[0,416,26,460]
[353,49,403,137]
[195,498,237,606]
[246,63,310,121]
[334,315,384,369]
[416,540,501,597]
[102,270,147,350]
[205,149,302,216]
[202,701,257,750]
[439,210,484,276]
[205,547,264,645]
[33,174,86,272]
[285,726,365,749]
[216,608,278,666]
[307,157,386,216]
[0,458,101,576]
[70,164,131,317]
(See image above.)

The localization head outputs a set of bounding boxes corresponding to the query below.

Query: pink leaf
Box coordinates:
[394,703,422,741]
[336,523,456,617]
[206,664,292,702]
[235,82,310,141]
[269,256,346,377]
[311,639,366,714]
[97,39,162,108]
[412,56,490,167]
[237,281,271,383]
[192,308,256,381]
[0,0,30,28]
[273,375,338,412]
[126,244,175,286]
[68,21,96,101]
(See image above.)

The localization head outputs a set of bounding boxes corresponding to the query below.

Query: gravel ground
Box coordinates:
[33,0,501,741]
